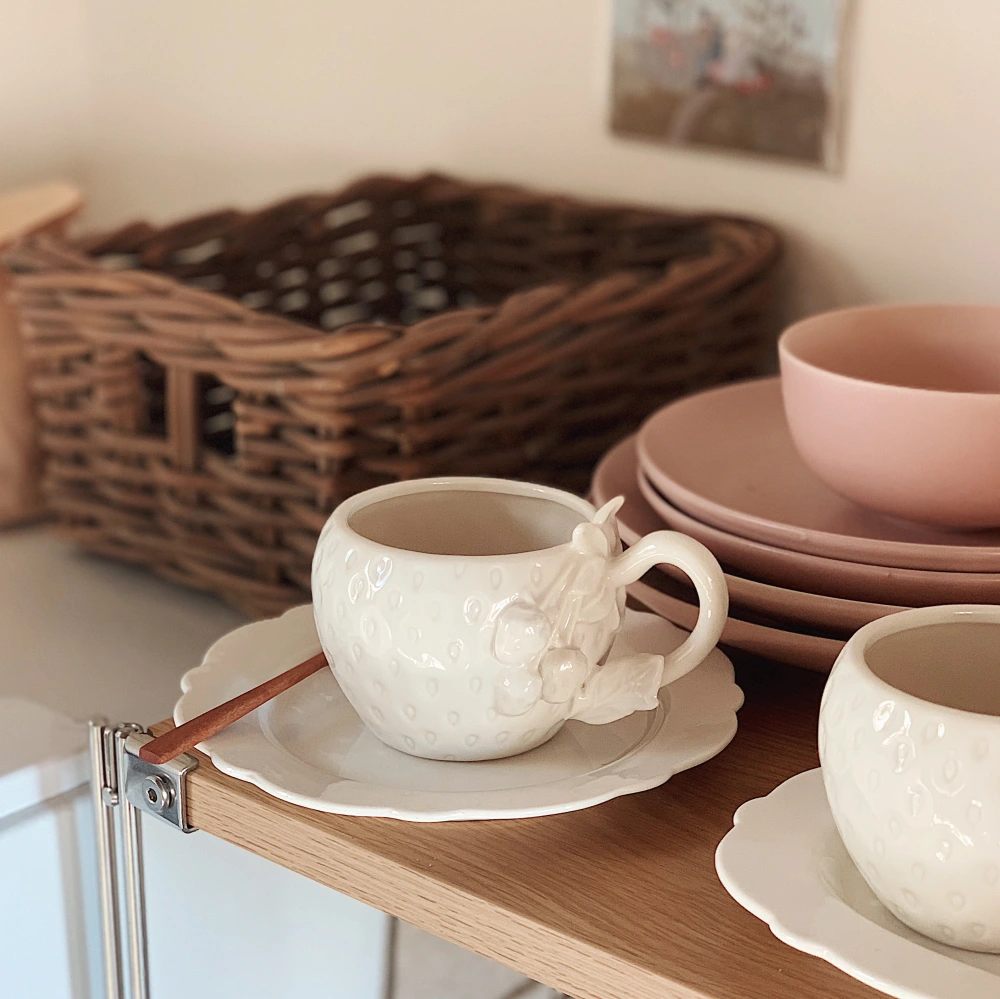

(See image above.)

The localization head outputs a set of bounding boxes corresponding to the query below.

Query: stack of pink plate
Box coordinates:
[592,377,1000,671]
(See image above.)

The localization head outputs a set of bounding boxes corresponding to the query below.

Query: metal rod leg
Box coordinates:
[89,720,124,999]
[90,721,189,999]
[117,728,150,999]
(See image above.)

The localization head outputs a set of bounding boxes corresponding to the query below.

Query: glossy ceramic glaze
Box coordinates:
[781,305,1000,529]
[592,436,904,634]
[638,378,1000,570]
[717,770,1000,998]
[174,605,743,821]
[311,477,728,760]
[819,606,1000,952]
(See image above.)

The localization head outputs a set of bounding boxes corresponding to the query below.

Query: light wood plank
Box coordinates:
[153,659,880,999]
[0,182,81,247]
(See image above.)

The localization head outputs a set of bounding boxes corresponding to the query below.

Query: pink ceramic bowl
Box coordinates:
[779,304,1000,530]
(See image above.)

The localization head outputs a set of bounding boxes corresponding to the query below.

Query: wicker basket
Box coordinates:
[6,173,780,618]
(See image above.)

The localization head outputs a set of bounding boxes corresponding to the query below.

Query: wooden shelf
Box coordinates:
[153,657,881,999]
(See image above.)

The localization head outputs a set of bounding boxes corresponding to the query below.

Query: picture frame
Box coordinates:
[610,0,854,170]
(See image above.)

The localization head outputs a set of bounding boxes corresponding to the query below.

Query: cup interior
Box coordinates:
[865,620,1000,716]
[782,306,1000,393]
[348,488,588,556]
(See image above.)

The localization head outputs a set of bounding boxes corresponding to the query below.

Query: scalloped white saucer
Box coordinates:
[175,605,742,822]
[716,770,1000,999]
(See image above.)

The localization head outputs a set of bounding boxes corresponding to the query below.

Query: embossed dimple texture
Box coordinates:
[820,655,1000,953]
[312,502,643,761]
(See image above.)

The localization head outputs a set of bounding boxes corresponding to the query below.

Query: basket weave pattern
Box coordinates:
[7,174,780,618]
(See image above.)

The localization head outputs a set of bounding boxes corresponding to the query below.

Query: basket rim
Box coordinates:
[3,170,782,361]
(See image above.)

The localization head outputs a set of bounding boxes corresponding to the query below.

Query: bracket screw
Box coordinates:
[141,774,173,814]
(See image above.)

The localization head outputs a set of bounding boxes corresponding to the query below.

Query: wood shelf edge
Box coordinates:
[147,656,881,999]
[180,750,702,999]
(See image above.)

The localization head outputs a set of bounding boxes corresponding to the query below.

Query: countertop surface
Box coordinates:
[0,527,244,811]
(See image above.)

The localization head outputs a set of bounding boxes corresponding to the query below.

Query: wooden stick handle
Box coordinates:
[139,651,329,765]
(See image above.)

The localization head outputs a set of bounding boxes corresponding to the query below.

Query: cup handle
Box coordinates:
[608,530,729,686]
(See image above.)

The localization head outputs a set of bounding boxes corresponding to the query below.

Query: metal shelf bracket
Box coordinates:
[89,720,199,999]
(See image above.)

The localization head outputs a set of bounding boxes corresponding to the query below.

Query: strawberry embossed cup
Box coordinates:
[312,477,728,760]
[820,605,1000,952]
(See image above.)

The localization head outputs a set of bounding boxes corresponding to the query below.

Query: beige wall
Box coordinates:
[18,1,1000,316]
[1,0,91,190]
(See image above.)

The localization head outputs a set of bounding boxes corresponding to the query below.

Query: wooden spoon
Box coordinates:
[139,651,328,765]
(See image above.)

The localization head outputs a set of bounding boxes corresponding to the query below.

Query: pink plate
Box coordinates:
[592,437,904,635]
[627,578,842,672]
[636,471,1000,607]
[637,378,1000,571]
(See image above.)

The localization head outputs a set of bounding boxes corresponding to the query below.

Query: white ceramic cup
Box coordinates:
[311,477,728,761]
[819,605,1000,952]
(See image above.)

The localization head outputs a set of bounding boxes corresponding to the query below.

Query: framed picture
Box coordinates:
[610,0,853,170]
